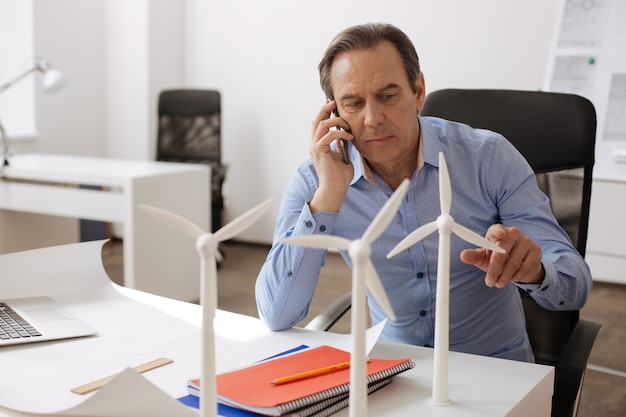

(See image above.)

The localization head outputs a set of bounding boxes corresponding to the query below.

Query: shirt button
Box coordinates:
[541,285,549,291]
[320,225,326,232]
[419,310,427,317]
[559,301,565,306]
[305,221,313,228]
[417,272,424,279]
[287,271,293,277]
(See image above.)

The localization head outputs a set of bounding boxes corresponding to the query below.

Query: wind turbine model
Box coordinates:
[139,198,274,417]
[280,179,409,417]
[387,152,505,406]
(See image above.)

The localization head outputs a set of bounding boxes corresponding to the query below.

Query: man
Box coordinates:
[255,23,592,362]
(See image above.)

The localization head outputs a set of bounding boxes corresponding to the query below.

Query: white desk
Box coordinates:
[0,241,555,417]
[0,153,210,301]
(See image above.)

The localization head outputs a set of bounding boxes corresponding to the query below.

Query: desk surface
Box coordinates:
[2,153,208,187]
[0,241,554,417]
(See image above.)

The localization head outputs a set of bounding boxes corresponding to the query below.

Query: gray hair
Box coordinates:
[318,23,421,100]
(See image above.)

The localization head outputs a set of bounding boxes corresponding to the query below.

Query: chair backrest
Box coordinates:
[157,89,227,232]
[157,89,222,164]
[421,89,597,365]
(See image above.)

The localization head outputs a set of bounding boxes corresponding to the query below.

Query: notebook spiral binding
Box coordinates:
[306,378,393,417]
[276,361,415,415]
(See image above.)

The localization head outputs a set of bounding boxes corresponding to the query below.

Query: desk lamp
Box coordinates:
[0,56,66,166]
[387,152,505,406]
[280,179,408,417]
[139,199,274,417]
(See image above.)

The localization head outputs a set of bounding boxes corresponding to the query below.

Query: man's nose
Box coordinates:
[363,102,384,127]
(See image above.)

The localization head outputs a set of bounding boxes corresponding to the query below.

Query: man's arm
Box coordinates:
[460,138,592,310]
[256,101,354,330]
[255,184,340,330]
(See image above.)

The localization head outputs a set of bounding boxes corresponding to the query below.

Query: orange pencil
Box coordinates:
[271,360,355,385]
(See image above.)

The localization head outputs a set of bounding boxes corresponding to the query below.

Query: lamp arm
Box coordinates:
[0,65,40,94]
[0,64,39,167]
[0,120,9,167]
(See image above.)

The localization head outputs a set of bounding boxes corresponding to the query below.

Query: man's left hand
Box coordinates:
[460,224,545,288]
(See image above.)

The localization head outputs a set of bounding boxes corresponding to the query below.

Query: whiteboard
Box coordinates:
[544,0,626,181]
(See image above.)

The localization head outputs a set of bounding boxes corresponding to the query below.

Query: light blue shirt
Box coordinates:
[255,116,592,362]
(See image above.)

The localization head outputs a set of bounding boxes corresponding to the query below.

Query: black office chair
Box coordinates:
[306,89,601,417]
[156,89,227,234]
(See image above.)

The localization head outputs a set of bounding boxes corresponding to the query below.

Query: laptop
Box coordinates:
[0,296,97,346]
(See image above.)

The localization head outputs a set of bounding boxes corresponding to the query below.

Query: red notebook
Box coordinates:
[192,345,414,416]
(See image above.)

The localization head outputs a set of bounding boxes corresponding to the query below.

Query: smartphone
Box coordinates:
[332,110,351,165]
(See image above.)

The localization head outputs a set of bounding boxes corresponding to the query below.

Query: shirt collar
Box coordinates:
[350,116,427,185]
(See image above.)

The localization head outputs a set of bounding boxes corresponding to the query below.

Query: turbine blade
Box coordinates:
[138,204,204,239]
[362,179,410,244]
[387,222,438,258]
[214,198,274,242]
[439,152,451,215]
[365,261,396,321]
[280,235,351,251]
[451,223,506,254]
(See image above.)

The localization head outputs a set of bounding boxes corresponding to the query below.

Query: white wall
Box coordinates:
[13,0,106,157]
[103,0,150,160]
[103,0,183,160]
[183,0,562,243]
[14,0,182,161]
[19,0,562,244]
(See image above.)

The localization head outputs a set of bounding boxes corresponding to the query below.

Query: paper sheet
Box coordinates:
[56,369,197,417]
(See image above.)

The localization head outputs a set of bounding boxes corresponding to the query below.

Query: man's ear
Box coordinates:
[415,72,426,113]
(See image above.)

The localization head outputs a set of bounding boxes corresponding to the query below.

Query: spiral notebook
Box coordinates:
[209,345,414,416]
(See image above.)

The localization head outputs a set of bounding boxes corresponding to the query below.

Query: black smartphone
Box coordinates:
[332,110,350,165]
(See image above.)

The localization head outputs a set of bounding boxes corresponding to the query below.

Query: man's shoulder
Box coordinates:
[421,115,501,142]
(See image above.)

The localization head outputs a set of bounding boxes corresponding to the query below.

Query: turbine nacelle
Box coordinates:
[436,214,454,234]
[349,239,371,261]
[196,234,218,257]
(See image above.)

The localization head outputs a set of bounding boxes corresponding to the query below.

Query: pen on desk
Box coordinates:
[271,360,354,385]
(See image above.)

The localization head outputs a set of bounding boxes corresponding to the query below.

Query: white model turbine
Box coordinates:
[280,179,409,417]
[139,198,274,417]
[387,152,505,406]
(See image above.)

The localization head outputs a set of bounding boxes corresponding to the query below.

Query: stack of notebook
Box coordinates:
[185,345,414,416]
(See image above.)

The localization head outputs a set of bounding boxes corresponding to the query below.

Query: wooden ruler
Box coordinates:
[71,357,174,395]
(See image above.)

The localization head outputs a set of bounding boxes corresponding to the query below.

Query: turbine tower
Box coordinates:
[388,152,505,405]
[139,198,274,417]
[281,179,409,417]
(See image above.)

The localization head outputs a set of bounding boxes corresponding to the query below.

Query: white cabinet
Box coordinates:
[586,179,626,284]
[0,154,210,301]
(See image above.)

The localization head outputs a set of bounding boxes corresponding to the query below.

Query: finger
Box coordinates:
[508,240,544,285]
[313,100,335,129]
[460,248,490,269]
[486,226,542,288]
[311,101,333,140]
[312,102,353,146]
[483,225,510,287]
[489,244,522,288]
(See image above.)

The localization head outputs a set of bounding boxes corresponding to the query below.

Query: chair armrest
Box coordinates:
[305,292,352,331]
[552,318,601,417]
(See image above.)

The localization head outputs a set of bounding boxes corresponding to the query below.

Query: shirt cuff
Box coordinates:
[296,202,338,235]
[515,258,557,296]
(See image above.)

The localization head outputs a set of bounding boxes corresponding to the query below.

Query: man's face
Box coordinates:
[331,41,425,168]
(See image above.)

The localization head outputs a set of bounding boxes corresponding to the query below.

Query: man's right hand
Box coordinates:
[308,100,355,214]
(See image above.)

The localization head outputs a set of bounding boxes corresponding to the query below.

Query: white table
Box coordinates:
[0,153,210,301]
[0,241,555,417]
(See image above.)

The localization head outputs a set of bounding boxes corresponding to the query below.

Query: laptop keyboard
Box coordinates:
[0,302,43,340]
